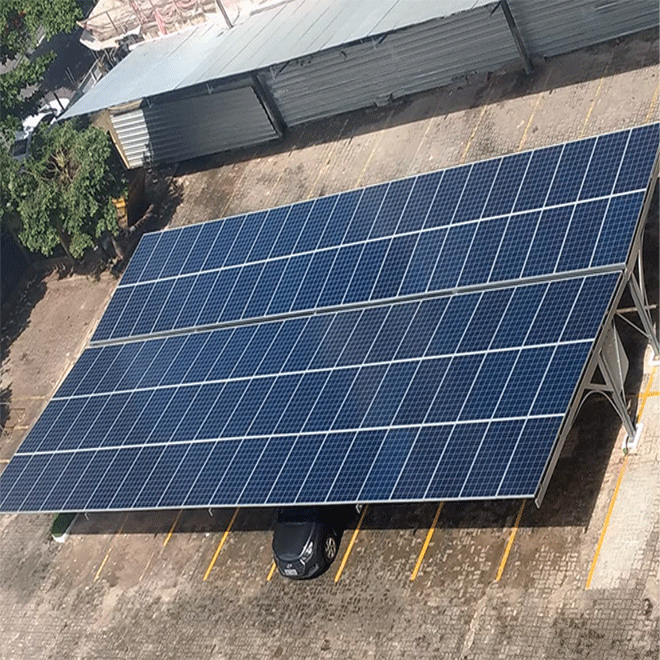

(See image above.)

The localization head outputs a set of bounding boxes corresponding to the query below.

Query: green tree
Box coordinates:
[1,0,125,263]
[1,0,82,130]
[11,120,126,260]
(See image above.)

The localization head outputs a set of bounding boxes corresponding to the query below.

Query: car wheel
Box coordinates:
[322,534,338,563]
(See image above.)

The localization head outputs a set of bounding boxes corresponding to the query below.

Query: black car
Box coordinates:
[272,506,349,579]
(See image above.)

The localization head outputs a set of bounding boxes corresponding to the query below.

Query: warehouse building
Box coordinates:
[62,0,658,168]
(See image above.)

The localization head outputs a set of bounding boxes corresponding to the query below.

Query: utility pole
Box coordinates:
[216,1,233,28]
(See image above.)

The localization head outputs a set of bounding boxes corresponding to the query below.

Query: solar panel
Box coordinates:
[0,123,657,513]
[91,123,658,343]
[0,272,623,511]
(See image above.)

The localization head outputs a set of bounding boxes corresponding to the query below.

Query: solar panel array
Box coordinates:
[1,123,657,512]
[92,125,657,343]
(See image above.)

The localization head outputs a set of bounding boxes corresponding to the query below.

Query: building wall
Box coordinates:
[260,0,658,128]
[111,84,279,168]
[261,4,519,127]
[110,0,658,164]
[508,0,658,58]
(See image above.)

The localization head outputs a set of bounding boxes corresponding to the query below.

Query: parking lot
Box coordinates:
[0,28,658,659]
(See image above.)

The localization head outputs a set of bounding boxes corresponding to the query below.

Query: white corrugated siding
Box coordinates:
[262,5,519,126]
[111,86,278,168]
[507,0,658,58]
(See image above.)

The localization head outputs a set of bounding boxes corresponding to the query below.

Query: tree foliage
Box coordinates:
[8,121,126,259]
[1,0,82,62]
[1,0,126,262]
[0,0,82,128]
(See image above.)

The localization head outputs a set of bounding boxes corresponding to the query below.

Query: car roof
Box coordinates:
[19,98,70,132]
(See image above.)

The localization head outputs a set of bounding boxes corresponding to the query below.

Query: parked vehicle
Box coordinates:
[10,98,70,161]
[272,505,361,579]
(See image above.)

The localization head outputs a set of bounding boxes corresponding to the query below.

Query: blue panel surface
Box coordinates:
[326,430,385,501]
[460,420,525,498]
[614,123,659,193]
[270,201,313,258]
[398,171,442,233]
[91,126,656,342]
[344,184,387,243]
[2,125,657,513]
[357,428,416,501]
[296,432,355,503]
[63,449,117,510]
[453,159,500,224]
[202,215,245,270]
[180,221,222,274]
[139,229,181,282]
[160,224,201,278]
[546,138,595,205]
[119,232,160,284]
[238,436,296,504]
[370,178,414,238]
[0,268,627,509]
[514,145,562,211]
[425,166,470,227]
[483,152,530,217]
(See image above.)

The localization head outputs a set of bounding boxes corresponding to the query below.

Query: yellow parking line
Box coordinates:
[636,367,657,424]
[0,459,10,464]
[517,94,544,152]
[94,552,112,582]
[584,368,655,588]
[579,62,610,138]
[405,91,455,175]
[94,513,129,582]
[517,71,552,152]
[307,117,349,198]
[334,504,368,583]
[586,454,629,589]
[163,509,182,547]
[138,549,157,583]
[355,113,393,187]
[645,85,659,122]
[460,100,491,164]
[9,396,46,401]
[495,500,526,582]
[266,561,277,582]
[203,508,239,581]
[410,502,443,581]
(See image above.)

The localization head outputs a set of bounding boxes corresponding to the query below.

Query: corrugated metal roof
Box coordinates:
[63,0,493,119]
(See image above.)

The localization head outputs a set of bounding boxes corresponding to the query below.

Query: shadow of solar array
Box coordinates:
[0,123,657,513]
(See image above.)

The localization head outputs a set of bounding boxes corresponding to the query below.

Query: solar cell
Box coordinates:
[0,124,657,513]
[91,125,655,343]
[2,271,620,511]
[114,126,652,294]
[92,193,638,342]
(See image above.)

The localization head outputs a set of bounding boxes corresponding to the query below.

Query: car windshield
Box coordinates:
[10,139,28,157]
[277,507,321,524]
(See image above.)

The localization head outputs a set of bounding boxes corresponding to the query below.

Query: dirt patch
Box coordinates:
[0,271,117,451]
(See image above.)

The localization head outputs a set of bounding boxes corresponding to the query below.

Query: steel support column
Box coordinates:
[497,0,534,74]
[626,252,660,358]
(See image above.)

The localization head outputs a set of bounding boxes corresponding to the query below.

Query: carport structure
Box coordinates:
[0,122,657,513]
[60,0,658,168]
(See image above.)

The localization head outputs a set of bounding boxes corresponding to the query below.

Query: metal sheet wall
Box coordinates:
[111,86,278,168]
[507,0,658,58]
[262,5,519,127]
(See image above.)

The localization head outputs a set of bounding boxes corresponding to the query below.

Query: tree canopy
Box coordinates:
[1,0,127,261]
[6,120,126,260]
[1,0,82,130]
